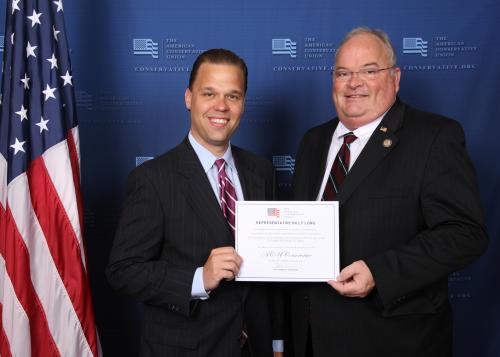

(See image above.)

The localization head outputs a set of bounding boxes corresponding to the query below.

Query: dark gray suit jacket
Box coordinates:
[290,99,488,357]
[106,138,281,357]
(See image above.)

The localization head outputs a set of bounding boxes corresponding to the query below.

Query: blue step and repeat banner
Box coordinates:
[2,0,498,355]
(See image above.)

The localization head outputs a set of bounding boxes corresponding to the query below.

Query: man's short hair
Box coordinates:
[189,48,248,93]
[335,27,397,68]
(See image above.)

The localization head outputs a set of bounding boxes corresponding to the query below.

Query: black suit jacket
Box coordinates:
[106,138,281,357]
[291,99,488,357]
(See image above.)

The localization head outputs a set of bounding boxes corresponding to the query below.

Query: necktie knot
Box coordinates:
[215,158,226,172]
[343,132,357,145]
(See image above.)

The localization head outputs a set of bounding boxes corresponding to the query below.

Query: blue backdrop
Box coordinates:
[2,0,498,355]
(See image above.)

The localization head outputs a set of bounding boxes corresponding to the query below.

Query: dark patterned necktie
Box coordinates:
[322,132,357,201]
[215,160,245,343]
[215,159,237,236]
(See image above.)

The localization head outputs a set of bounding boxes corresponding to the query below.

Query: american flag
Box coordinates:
[267,208,280,218]
[0,1,101,356]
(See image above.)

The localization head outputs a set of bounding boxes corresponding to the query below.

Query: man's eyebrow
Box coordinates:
[360,62,381,68]
[335,62,381,70]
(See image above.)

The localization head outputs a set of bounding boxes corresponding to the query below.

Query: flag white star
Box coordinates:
[15,104,28,122]
[27,9,42,27]
[10,138,26,155]
[47,53,58,69]
[42,84,57,101]
[53,26,60,41]
[53,0,63,12]
[26,41,37,58]
[61,70,73,86]
[36,117,50,133]
[20,73,30,89]
[10,33,14,45]
[12,0,20,14]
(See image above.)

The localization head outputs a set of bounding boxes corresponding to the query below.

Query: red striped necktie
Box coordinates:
[215,159,237,236]
[322,132,357,201]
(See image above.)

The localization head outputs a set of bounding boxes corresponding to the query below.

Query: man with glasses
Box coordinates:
[290,27,488,357]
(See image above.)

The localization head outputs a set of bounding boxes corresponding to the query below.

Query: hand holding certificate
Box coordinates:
[235,201,339,282]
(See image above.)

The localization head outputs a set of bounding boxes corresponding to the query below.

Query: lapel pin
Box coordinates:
[379,126,388,133]
[383,139,392,148]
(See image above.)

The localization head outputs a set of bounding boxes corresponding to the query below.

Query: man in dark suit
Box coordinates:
[290,27,488,357]
[107,49,283,356]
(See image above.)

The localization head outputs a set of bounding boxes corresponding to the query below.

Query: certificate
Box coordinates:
[235,201,339,282]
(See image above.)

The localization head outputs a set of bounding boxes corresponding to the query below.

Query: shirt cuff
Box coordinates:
[273,339,284,352]
[191,267,210,300]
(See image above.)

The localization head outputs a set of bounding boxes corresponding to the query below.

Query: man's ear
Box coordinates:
[393,67,401,93]
[185,88,192,111]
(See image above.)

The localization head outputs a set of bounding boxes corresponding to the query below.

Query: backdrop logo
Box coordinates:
[272,36,335,73]
[304,37,335,59]
[273,155,295,174]
[133,38,159,59]
[164,38,203,60]
[401,35,478,72]
[0,35,4,52]
[403,37,428,57]
[272,38,297,58]
[136,156,154,167]
[76,91,93,111]
[434,35,478,57]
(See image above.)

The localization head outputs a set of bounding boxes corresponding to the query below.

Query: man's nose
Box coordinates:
[214,96,229,111]
[347,72,364,87]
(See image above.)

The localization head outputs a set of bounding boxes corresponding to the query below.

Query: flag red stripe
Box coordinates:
[1,205,60,357]
[26,157,98,356]
[0,303,14,357]
[67,128,84,242]
[0,195,6,250]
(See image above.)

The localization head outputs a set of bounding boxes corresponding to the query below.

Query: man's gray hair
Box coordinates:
[335,27,397,67]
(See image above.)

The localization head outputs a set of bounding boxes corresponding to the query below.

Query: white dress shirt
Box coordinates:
[188,133,284,352]
[188,132,244,299]
[316,113,387,201]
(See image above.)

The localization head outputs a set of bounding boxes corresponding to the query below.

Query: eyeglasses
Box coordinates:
[332,66,395,82]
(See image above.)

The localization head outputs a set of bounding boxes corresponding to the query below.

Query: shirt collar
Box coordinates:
[336,110,389,140]
[188,132,235,173]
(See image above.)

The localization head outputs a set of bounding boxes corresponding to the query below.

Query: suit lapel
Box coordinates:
[233,147,265,201]
[176,139,233,245]
[337,100,405,205]
[310,121,337,200]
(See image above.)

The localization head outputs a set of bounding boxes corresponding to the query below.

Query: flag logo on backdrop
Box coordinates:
[273,155,296,174]
[0,0,101,356]
[133,38,159,58]
[403,37,428,57]
[272,38,297,58]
